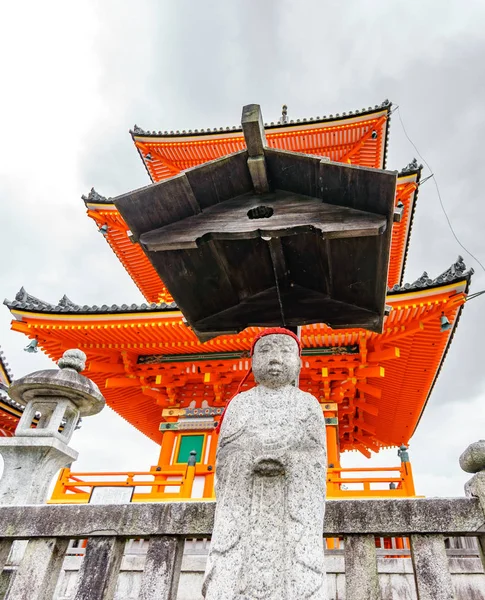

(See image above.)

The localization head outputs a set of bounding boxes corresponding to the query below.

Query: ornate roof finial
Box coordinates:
[81,188,109,204]
[435,256,469,283]
[12,288,51,310]
[58,295,78,309]
[15,287,27,302]
[58,349,86,373]
[401,158,423,174]
[411,271,431,287]
[279,105,289,125]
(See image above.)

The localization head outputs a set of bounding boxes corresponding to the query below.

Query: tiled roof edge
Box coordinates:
[397,161,423,285]
[5,258,472,318]
[398,157,423,176]
[0,346,13,386]
[0,390,25,411]
[388,256,473,294]
[4,288,178,314]
[81,188,112,205]
[129,100,392,138]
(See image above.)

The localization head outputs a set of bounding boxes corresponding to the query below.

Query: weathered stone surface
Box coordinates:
[460,440,485,474]
[411,534,454,600]
[0,539,12,574]
[74,536,125,600]
[138,536,184,600]
[344,535,381,599]
[326,497,485,537]
[5,537,69,600]
[0,498,482,539]
[0,437,77,505]
[465,471,485,519]
[203,333,328,599]
[51,552,485,600]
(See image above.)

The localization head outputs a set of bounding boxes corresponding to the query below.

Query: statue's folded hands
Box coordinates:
[253,456,286,476]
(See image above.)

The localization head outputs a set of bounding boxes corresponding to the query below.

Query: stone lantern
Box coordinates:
[0,349,105,505]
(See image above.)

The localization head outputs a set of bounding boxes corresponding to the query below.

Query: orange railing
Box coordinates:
[327,463,416,498]
[49,462,214,504]
[49,462,415,504]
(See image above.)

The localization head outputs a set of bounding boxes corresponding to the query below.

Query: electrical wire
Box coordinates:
[395,106,485,275]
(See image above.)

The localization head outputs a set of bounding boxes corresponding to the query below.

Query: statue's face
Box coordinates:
[252,334,301,389]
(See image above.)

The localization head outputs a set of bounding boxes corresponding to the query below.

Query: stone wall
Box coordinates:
[0,500,484,599]
[45,550,485,600]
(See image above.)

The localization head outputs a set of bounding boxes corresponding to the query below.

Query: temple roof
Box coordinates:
[84,101,401,304]
[8,288,176,315]
[131,102,392,187]
[4,259,473,453]
[130,100,391,139]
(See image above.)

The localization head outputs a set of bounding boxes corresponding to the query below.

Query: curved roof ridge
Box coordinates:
[398,158,423,176]
[130,100,392,138]
[4,290,178,314]
[388,256,473,294]
[81,188,111,205]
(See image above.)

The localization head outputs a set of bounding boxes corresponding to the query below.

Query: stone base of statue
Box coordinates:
[202,331,327,600]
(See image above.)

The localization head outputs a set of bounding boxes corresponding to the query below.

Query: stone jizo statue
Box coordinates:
[203,328,327,599]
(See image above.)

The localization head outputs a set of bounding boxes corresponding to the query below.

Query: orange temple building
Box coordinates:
[4,101,473,503]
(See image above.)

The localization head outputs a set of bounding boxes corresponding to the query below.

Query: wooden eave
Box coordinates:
[6,277,470,451]
[85,168,418,302]
[114,140,397,339]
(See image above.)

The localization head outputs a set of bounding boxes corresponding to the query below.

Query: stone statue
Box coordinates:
[203,329,327,599]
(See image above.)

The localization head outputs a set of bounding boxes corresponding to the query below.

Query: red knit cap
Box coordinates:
[249,327,302,356]
[215,328,301,434]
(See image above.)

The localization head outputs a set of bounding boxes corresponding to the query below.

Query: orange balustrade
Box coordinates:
[49,463,204,504]
[327,463,416,498]
[49,462,416,504]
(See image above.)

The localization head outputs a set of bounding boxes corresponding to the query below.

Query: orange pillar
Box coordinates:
[155,421,177,494]
[326,423,340,468]
[325,416,340,498]
[401,460,416,496]
[203,431,218,498]
[398,444,416,497]
[158,429,176,467]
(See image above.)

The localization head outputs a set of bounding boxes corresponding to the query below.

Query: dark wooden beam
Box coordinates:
[140,191,387,252]
[241,104,267,157]
[241,104,269,193]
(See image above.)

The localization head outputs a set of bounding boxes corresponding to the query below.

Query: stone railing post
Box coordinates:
[460,439,485,567]
[0,349,105,505]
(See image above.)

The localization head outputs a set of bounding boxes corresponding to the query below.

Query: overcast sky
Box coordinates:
[1,0,485,497]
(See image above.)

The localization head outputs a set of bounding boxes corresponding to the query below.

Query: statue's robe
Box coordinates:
[203,385,327,599]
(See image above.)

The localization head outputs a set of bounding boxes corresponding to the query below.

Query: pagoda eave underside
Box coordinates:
[7,278,469,454]
[85,169,420,305]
